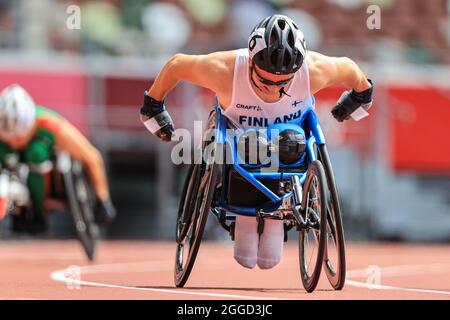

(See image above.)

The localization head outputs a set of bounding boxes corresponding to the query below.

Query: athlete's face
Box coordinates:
[0,126,35,149]
[250,63,294,95]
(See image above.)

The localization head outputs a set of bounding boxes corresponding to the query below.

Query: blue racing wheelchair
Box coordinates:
[174,100,346,293]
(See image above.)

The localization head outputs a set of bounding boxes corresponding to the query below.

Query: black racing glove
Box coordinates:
[95,198,117,225]
[331,79,374,122]
[139,91,175,142]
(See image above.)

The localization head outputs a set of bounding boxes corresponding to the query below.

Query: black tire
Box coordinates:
[174,159,218,287]
[175,164,200,243]
[64,161,99,261]
[298,160,328,293]
[318,145,346,290]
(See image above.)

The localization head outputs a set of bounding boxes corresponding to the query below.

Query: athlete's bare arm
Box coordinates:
[140,51,236,141]
[307,51,371,95]
[53,119,110,201]
[148,51,236,104]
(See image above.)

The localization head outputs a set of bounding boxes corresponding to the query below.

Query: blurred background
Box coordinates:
[0,0,449,241]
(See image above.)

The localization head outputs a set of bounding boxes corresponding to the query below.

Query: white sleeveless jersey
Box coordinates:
[221,48,314,129]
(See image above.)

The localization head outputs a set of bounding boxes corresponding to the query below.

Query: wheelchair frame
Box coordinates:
[210,100,325,219]
[175,97,346,292]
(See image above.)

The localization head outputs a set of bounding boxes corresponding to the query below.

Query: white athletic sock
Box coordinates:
[257,219,284,269]
[233,215,258,269]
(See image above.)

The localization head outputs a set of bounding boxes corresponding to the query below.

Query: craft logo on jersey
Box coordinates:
[236,103,262,111]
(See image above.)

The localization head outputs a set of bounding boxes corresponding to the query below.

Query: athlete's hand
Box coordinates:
[95,198,117,224]
[139,92,175,142]
[331,79,374,122]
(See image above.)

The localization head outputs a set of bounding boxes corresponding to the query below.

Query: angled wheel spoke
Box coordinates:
[175,160,218,288]
[318,144,346,290]
[298,160,327,293]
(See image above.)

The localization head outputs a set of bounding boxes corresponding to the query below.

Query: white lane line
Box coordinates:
[75,260,175,274]
[346,279,450,296]
[67,259,238,275]
[51,260,450,298]
[347,263,450,278]
[50,261,283,300]
[346,263,450,296]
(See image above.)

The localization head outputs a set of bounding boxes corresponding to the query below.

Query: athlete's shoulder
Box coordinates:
[200,50,239,73]
[205,49,239,62]
[173,50,237,81]
[306,51,336,94]
[35,105,63,120]
[198,50,238,93]
[35,106,64,133]
[305,51,330,72]
[307,51,352,74]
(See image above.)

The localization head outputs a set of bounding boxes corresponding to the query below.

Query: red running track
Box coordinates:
[0,240,449,300]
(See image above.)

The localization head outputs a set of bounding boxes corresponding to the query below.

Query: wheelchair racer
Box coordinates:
[0,84,116,233]
[140,14,373,269]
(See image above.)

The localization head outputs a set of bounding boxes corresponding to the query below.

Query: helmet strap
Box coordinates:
[250,65,263,91]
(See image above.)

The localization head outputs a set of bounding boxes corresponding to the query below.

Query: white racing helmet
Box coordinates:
[0,84,36,137]
[248,14,307,75]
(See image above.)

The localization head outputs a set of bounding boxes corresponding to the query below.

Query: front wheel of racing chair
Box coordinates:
[318,145,346,290]
[57,152,99,261]
[298,160,328,293]
[174,138,219,287]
